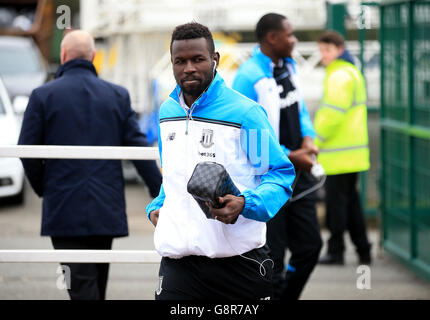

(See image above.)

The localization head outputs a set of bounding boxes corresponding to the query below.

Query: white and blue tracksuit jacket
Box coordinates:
[146,72,295,258]
[232,46,316,155]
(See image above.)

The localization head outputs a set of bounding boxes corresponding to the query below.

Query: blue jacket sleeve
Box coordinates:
[280,144,290,157]
[239,105,295,222]
[299,100,316,139]
[145,184,165,221]
[286,58,316,140]
[17,89,45,197]
[145,123,165,220]
[231,72,258,102]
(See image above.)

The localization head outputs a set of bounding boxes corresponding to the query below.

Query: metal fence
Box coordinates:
[380,0,430,281]
[356,2,382,218]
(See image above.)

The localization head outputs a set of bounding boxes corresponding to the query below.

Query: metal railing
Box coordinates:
[0,145,161,264]
[0,250,161,263]
[0,145,159,160]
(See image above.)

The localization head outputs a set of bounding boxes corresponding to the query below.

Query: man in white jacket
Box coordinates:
[146,22,296,300]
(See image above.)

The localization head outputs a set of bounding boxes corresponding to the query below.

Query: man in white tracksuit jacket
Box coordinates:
[146,22,295,300]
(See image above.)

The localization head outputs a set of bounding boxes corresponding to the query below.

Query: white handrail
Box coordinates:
[0,250,161,263]
[0,145,161,265]
[0,145,159,160]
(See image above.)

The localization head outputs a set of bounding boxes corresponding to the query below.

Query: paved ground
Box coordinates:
[0,182,429,300]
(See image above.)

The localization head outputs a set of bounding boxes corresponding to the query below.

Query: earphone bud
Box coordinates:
[212,62,217,75]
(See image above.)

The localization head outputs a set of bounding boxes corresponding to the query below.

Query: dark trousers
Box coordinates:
[51,236,113,300]
[155,245,273,300]
[325,173,371,257]
[266,198,322,300]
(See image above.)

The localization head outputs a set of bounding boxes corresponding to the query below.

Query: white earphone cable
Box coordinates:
[220,223,274,277]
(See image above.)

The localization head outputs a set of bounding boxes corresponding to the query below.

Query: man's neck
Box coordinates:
[184,93,197,107]
[260,45,282,65]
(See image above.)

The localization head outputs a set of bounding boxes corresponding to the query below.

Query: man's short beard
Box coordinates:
[180,77,212,99]
[181,86,202,97]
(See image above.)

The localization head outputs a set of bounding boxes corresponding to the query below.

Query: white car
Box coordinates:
[0,77,25,204]
[0,36,48,103]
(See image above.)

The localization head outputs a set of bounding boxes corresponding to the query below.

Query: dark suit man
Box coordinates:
[18,30,162,300]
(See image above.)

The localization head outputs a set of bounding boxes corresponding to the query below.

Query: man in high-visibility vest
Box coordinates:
[314,31,372,265]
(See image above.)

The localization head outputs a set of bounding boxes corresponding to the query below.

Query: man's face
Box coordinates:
[171,38,218,99]
[271,19,297,58]
[318,42,344,66]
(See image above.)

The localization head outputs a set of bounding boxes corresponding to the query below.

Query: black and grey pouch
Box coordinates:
[187,161,241,219]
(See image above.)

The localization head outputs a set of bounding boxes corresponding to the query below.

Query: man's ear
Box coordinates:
[90,50,96,63]
[266,30,278,46]
[60,47,66,65]
[213,52,220,67]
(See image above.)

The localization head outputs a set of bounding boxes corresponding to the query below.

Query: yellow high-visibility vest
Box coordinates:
[314,59,370,175]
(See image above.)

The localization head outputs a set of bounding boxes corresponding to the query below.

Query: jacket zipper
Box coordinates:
[175,82,209,135]
[185,104,197,135]
[186,110,190,135]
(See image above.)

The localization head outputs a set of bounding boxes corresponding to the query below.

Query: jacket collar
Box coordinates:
[337,49,355,65]
[326,50,356,72]
[252,45,297,76]
[169,72,225,108]
[55,59,98,79]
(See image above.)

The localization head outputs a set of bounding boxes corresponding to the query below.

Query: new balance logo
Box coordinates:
[167,132,176,141]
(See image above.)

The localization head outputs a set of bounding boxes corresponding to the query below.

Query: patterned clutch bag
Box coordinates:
[187,161,241,219]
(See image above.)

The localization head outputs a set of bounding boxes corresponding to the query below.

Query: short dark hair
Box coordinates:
[255,13,287,42]
[317,30,345,47]
[170,22,215,54]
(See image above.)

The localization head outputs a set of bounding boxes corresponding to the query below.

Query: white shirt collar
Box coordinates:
[179,92,190,110]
